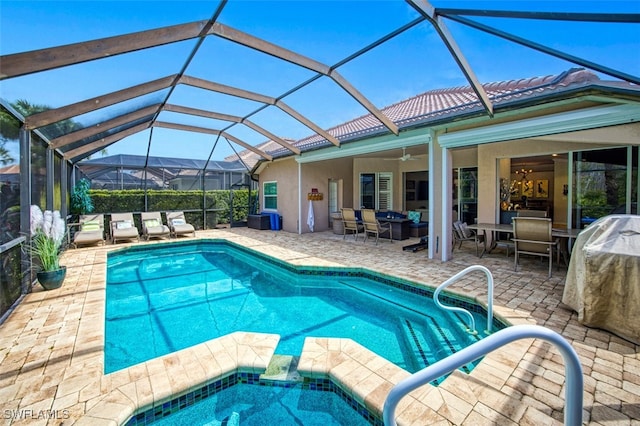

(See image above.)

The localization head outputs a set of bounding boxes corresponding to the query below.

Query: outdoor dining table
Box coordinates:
[468,222,581,261]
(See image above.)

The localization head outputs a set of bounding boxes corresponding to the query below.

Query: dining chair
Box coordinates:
[452,220,485,256]
[361,209,392,245]
[512,217,558,278]
[517,209,548,218]
[341,208,363,241]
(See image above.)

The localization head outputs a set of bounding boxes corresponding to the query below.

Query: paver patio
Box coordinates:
[0,228,638,425]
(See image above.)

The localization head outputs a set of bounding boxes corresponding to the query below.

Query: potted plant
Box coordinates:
[70,178,94,215]
[28,205,67,290]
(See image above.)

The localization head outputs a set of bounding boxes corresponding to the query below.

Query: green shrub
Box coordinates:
[88,189,257,229]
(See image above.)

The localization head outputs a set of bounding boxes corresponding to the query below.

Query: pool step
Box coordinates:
[401,318,445,370]
[401,317,475,383]
[260,355,303,383]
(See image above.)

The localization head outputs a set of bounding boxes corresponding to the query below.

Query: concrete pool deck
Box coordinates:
[0,228,638,425]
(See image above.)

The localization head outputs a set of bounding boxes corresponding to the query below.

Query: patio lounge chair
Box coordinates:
[110,212,140,244]
[166,211,196,238]
[72,213,105,248]
[341,208,363,240]
[141,211,170,241]
[362,209,392,245]
[512,217,559,278]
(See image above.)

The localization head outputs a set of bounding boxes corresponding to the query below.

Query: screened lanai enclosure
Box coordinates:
[78,154,251,190]
[1,0,638,317]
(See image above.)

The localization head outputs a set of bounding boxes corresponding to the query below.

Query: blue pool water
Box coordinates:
[106,240,499,374]
[126,373,382,426]
[126,373,379,426]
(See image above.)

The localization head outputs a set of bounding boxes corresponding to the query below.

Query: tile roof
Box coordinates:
[230,67,636,163]
[288,68,601,154]
[224,139,294,169]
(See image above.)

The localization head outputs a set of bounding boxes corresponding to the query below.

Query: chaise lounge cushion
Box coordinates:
[74,230,103,245]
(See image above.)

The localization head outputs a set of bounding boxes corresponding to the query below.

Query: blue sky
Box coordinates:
[1,1,639,162]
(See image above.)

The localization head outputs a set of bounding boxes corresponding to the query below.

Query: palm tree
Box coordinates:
[0,107,19,165]
[0,99,108,161]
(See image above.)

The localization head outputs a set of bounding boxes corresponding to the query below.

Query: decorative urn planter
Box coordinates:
[36,266,67,290]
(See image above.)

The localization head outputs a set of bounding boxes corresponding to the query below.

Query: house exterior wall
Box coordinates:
[258,159,299,233]
[255,111,639,261]
[258,156,356,233]
[300,157,354,233]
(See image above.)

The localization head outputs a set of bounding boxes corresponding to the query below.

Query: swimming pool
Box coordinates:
[126,372,381,426]
[106,240,502,375]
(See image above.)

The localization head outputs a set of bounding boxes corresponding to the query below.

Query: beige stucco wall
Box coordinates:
[300,157,354,233]
[258,158,299,233]
[258,156,357,233]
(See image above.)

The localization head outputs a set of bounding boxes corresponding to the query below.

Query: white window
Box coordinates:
[263,181,277,210]
[360,172,393,210]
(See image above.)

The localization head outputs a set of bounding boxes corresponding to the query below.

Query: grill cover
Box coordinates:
[562,215,640,344]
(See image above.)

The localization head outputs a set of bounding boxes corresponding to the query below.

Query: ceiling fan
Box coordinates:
[384,147,420,161]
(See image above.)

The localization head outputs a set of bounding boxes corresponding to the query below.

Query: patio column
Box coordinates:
[431,132,453,261]
[297,161,302,234]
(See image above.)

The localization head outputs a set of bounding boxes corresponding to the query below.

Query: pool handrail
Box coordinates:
[433,264,494,334]
[383,324,584,426]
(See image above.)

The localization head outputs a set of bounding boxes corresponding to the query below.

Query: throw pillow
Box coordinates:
[82,220,100,231]
[171,218,185,226]
[408,210,421,224]
[144,219,159,228]
[461,222,474,238]
[116,220,132,230]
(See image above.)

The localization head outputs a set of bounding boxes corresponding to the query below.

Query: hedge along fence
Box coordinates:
[89,189,258,230]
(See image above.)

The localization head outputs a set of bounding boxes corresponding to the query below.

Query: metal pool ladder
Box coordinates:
[383,324,584,426]
[433,264,494,335]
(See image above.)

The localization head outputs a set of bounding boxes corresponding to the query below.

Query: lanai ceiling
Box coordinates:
[1,0,638,168]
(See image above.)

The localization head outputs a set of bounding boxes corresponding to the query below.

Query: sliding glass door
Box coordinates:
[573,147,637,228]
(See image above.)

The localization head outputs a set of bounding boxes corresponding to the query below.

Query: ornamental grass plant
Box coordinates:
[29,205,66,271]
